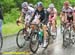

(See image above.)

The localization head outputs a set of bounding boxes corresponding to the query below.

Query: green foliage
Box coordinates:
[4,8,20,24]
[3,23,22,36]
[1,0,16,12]
[0,0,75,24]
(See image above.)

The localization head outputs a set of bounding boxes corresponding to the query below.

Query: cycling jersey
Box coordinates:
[62,6,73,22]
[22,6,34,24]
[47,8,57,22]
[47,8,57,17]
[31,9,49,24]
[62,7,73,16]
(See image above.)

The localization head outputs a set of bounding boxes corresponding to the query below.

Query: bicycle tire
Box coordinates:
[0,35,3,49]
[63,29,70,47]
[16,28,26,48]
[29,31,39,53]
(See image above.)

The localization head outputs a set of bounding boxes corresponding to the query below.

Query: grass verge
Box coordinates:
[2,17,60,37]
[2,23,22,36]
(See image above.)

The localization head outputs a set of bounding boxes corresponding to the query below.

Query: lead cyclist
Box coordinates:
[30,2,49,48]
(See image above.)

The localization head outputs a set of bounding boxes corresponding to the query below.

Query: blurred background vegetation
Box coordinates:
[0,0,75,24]
[0,0,75,35]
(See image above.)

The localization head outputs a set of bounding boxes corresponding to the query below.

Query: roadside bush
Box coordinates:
[4,8,20,24]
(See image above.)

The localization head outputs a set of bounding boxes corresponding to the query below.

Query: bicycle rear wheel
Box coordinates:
[16,28,26,48]
[63,29,70,47]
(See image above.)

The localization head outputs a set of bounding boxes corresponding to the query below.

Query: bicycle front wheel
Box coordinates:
[30,32,39,53]
[16,29,26,48]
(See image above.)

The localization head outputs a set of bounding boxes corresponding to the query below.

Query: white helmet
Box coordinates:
[49,3,55,8]
[29,3,33,7]
[22,2,28,8]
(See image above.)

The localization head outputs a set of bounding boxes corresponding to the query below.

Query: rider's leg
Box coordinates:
[52,20,56,32]
[42,25,48,47]
[61,16,65,24]
[73,21,75,32]
[0,19,2,50]
[0,19,2,37]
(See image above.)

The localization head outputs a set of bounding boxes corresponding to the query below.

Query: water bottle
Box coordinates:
[38,29,44,44]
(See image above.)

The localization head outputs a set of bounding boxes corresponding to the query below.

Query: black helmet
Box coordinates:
[37,2,43,7]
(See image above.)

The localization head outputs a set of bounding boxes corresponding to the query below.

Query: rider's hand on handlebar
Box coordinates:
[16,19,21,26]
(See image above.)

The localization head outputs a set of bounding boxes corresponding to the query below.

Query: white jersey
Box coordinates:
[47,8,57,16]
[62,6,73,16]
[22,6,34,24]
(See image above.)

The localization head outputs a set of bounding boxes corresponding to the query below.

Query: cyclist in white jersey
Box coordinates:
[17,2,34,26]
[60,1,74,24]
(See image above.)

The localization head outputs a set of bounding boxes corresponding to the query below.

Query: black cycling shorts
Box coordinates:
[67,15,73,22]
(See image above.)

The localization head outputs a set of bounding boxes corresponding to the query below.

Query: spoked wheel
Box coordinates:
[0,35,3,49]
[30,32,39,53]
[52,27,57,40]
[16,28,27,48]
[63,29,70,47]
[61,24,64,33]
[47,25,53,43]
[71,30,75,44]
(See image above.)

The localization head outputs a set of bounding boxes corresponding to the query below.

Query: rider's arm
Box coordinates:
[18,12,24,21]
[60,12,65,18]
[73,12,75,22]
[72,8,75,22]
[53,9,57,20]
[42,10,49,23]
[30,11,36,22]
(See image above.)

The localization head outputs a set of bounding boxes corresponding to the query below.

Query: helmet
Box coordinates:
[37,2,43,7]
[34,4,37,9]
[29,3,33,7]
[49,3,55,8]
[64,1,69,6]
[22,2,28,8]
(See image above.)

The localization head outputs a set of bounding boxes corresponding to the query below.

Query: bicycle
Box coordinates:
[0,33,3,50]
[63,21,75,47]
[16,20,40,53]
[29,23,50,53]
[47,21,57,40]
[16,19,32,48]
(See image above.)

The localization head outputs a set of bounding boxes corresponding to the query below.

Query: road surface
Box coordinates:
[0,27,75,55]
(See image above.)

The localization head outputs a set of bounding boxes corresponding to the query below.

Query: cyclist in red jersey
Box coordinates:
[47,3,57,35]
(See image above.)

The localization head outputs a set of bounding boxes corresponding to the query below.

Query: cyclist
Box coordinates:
[73,6,75,33]
[47,3,57,35]
[29,3,34,8]
[34,4,37,10]
[60,1,74,28]
[0,5,3,50]
[17,2,34,28]
[0,5,3,39]
[30,2,49,48]
[73,6,75,22]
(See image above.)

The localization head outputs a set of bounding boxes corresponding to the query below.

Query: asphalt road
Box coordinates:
[0,27,75,55]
